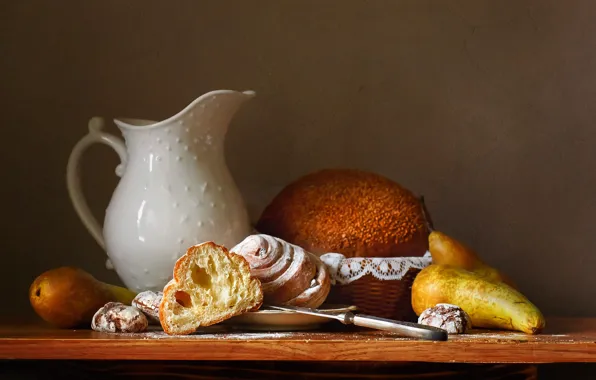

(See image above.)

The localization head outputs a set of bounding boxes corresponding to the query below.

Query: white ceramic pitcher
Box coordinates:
[67,89,255,292]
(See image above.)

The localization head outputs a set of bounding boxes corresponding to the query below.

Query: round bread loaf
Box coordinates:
[256,168,429,258]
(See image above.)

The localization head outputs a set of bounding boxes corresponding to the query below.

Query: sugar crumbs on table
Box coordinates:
[139,331,297,340]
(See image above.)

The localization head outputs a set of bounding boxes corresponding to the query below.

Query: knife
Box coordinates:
[267,304,448,341]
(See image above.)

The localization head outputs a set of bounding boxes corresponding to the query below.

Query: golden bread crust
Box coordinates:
[159,241,263,335]
[256,168,429,258]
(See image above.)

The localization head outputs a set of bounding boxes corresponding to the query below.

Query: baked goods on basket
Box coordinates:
[256,168,429,258]
[255,168,432,320]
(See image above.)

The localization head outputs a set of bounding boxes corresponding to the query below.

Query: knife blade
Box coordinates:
[267,304,448,341]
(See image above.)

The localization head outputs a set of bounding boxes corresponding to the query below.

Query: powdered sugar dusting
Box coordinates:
[132,290,163,324]
[418,303,471,334]
[102,327,413,341]
[91,302,148,333]
[458,332,527,339]
[140,331,296,340]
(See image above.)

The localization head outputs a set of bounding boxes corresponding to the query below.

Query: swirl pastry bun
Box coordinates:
[231,234,331,308]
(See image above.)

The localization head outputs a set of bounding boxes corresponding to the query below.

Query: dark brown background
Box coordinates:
[2,0,595,325]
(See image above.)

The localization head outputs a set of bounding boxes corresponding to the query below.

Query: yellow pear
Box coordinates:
[411,264,545,334]
[428,230,517,289]
[29,267,138,329]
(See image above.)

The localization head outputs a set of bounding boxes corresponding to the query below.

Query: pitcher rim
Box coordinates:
[113,89,255,130]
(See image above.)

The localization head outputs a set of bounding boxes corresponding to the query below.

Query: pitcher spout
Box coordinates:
[114,89,255,132]
[179,89,255,128]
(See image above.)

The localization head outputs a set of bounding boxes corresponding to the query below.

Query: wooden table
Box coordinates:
[0,317,594,379]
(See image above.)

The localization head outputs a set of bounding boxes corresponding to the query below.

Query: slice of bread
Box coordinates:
[160,241,263,335]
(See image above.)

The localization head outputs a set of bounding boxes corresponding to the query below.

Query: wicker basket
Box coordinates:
[325,266,421,322]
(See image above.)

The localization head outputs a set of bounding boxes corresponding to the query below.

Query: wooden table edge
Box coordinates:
[0,317,595,363]
[0,338,595,363]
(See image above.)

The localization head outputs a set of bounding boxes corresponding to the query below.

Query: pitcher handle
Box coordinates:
[66,117,127,269]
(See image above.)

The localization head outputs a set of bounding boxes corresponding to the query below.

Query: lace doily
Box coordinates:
[319,251,432,285]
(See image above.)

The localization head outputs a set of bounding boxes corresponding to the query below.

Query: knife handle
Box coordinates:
[350,314,448,341]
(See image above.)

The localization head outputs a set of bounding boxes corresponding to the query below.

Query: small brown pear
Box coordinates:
[412,264,545,334]
[428,230,517,289]
[29,267,138,329]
